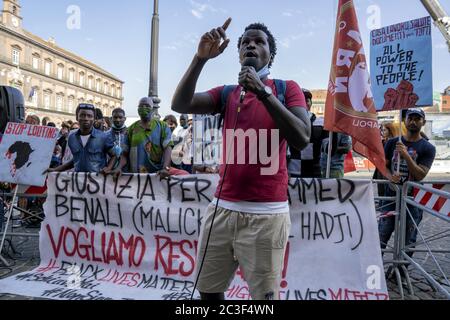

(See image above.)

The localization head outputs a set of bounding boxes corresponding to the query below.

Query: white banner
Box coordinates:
[0,173,388,300]
[0,123,58,186]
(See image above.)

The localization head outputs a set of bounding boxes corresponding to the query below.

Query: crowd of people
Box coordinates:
[0,18,437,300]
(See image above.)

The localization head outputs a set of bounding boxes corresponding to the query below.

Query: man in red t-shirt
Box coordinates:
[172,18,311,300]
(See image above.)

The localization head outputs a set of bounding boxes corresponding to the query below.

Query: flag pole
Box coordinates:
[396,110,402,175]
[326,131,333,178]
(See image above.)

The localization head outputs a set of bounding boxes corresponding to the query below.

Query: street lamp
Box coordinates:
[149,0,161,113]
[420,0,450,52]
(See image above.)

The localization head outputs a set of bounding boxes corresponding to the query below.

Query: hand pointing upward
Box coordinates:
[197,18,232,60]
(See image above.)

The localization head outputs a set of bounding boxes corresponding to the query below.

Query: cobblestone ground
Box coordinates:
[383,213,450,300]
[1,215,448,300]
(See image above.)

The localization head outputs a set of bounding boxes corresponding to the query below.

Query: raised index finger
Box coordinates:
[222,17,232,31]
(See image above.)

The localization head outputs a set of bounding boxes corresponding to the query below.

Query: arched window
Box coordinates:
[79,72,85,87]
[44,59,52,76]
[11,45,21,65]
[43,89,53,109]
[56,93,64,111]
[57,64,64,80]
[104,82,109,95]
[88,76,93,90]
[69,68,75,83]
[68,95,75,113]
[32,53,40,70]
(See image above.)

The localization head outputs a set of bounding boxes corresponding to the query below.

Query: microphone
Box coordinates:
[239,89,246,103]
[239,60,257,104]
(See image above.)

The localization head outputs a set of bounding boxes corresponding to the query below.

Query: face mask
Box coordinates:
[112,123,126,131]
[257,63,271,79]
[139,107,154,121]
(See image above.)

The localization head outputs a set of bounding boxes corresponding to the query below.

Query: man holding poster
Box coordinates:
[379,108,436,255]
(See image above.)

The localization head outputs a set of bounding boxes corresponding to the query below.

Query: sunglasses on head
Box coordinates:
[78,103,95,110]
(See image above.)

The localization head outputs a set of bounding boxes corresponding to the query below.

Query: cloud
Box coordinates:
[281,9,302,17]
[189,0,226,19]
[280,38,291,48]
[85,37,94,42]
[191,9,203,19]
[280,32,315,48]
[162,45,178,51]
[300,17,325,29]
[162,33,200,51]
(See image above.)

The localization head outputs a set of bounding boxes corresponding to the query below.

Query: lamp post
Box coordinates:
[149,0,161,114]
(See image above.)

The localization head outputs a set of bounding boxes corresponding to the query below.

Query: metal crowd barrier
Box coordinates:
[372,180,412,299]
[374,179,450,299]
[0,190,45,266]
[399,181,450,299]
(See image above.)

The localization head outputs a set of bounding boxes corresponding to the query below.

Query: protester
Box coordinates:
[41,116,50,126]
[172,114,193,173]
[104,108,129,175]
[46,104,115,173]
[94,108,107,131]
[320,132,352,178]
[287,89,327,178]
[49,144,62,168]
[127,97,173,178]
[25,114,40,125]
[71,122,80,130]
[373,121,400,184]
[172,18,310,300]
[163,114,178,133]
[379,108,436,258]
[57,122,71,159]
[382,122,400,144]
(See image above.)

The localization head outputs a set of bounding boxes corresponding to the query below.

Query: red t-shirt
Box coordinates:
[207,79,307,202]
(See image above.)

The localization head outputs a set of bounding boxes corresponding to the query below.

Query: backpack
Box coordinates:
[218,79,287,127]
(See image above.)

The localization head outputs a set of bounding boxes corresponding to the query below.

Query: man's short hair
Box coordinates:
[238,23,277,68]
[95,108,104,121]
[61,122,71,130]
[75,103,95,117]
[112,108,125,116]
[26,114,40,125]
[302,88,313,101]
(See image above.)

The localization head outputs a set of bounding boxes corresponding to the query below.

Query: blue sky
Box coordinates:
[20,0,450,118]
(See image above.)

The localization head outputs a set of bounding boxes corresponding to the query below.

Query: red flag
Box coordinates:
[344,151,357,174]
[324,0,387,177]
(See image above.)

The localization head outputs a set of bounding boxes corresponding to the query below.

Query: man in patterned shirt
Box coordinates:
[127,97,173,178]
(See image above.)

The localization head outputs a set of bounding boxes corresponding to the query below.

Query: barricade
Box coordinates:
[399,181,450,299]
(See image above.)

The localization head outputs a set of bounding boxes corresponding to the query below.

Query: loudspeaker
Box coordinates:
[0,86,25,134]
